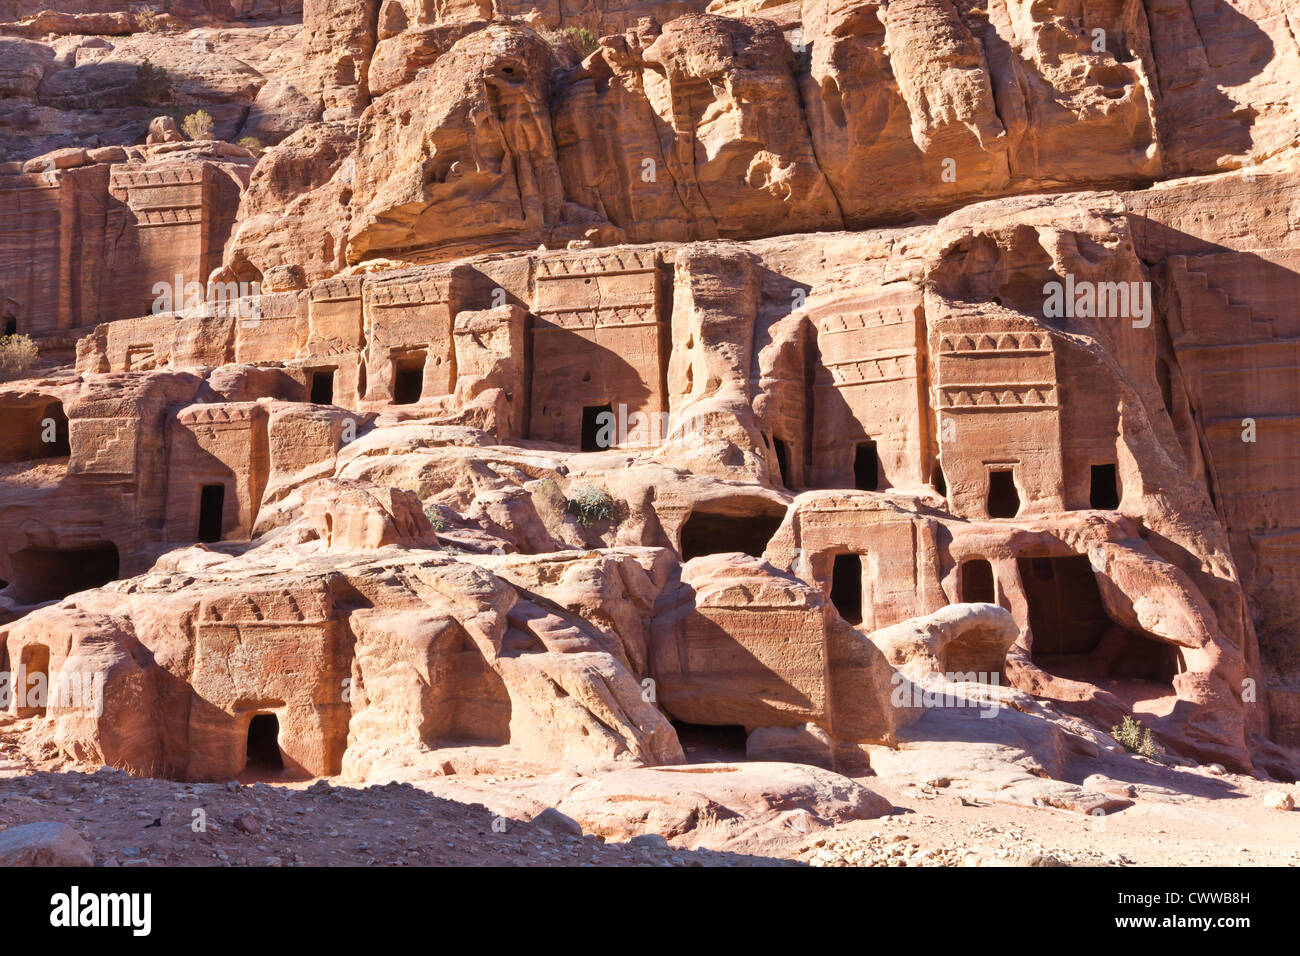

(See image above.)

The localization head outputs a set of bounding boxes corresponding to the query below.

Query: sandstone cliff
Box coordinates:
[1,0,1298,822]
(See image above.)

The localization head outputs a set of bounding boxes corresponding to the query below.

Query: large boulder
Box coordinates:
[0,822,93,867]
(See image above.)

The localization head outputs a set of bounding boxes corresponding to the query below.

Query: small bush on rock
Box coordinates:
[135,9,166,33]
[182,110,215,141]
[567,485,616,527]
[1111,714,1160,758]
[561,27,599,55]
[423,506,447,532]
[0,334,39,381]
[544,27,599,57]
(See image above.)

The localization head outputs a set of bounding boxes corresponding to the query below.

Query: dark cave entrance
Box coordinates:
[772,437,790,488]
[987,469,1020,518]
[853,440,879,491]
[830,553,863,625]
[245,714,284,772]
[39,402,70,457]
[1090,463,1120,510]
[581,403,612,451]
[0,400,70,463]
[392,353,425,405]
[961,558,996,604]
[671,720,749,763]
[8,543,120,604]
[679,510,783,562]
[1018,554,1179,686]
[309,368,335,405]
[197,483,226,543]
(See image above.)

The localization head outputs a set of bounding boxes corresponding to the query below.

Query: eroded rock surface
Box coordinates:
[2,0,1299,853]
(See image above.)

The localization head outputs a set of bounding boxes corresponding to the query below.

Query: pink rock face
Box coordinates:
[302,477,438,549]
[545,762,893,844]
[1,0,1299,804]
[147,115,184,144]
[222,0,1300,272]
[347,25,569,262]
[0,149,253,345]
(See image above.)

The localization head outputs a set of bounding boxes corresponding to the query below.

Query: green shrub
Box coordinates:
[423,506,448,532]
[567,485,617,527]
[1111,714,1160,758]
[0,333,38,381]
[134,9,166,33]
[134,59,172,105]
[236,136,265,156]
[561,27,599,56]
[181,109,215,141]
[545,27,599,57]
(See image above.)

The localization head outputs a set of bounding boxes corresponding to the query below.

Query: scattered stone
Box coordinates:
[628,833,669,850]
[1263,791,1294,812]
[530,808,583,837]
[0,822,93,867]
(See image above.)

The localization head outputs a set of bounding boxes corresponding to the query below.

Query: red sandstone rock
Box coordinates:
[147,116,183,144]
[524,761,893,845]
[0,821,94,867]
[1,1,1299,848]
